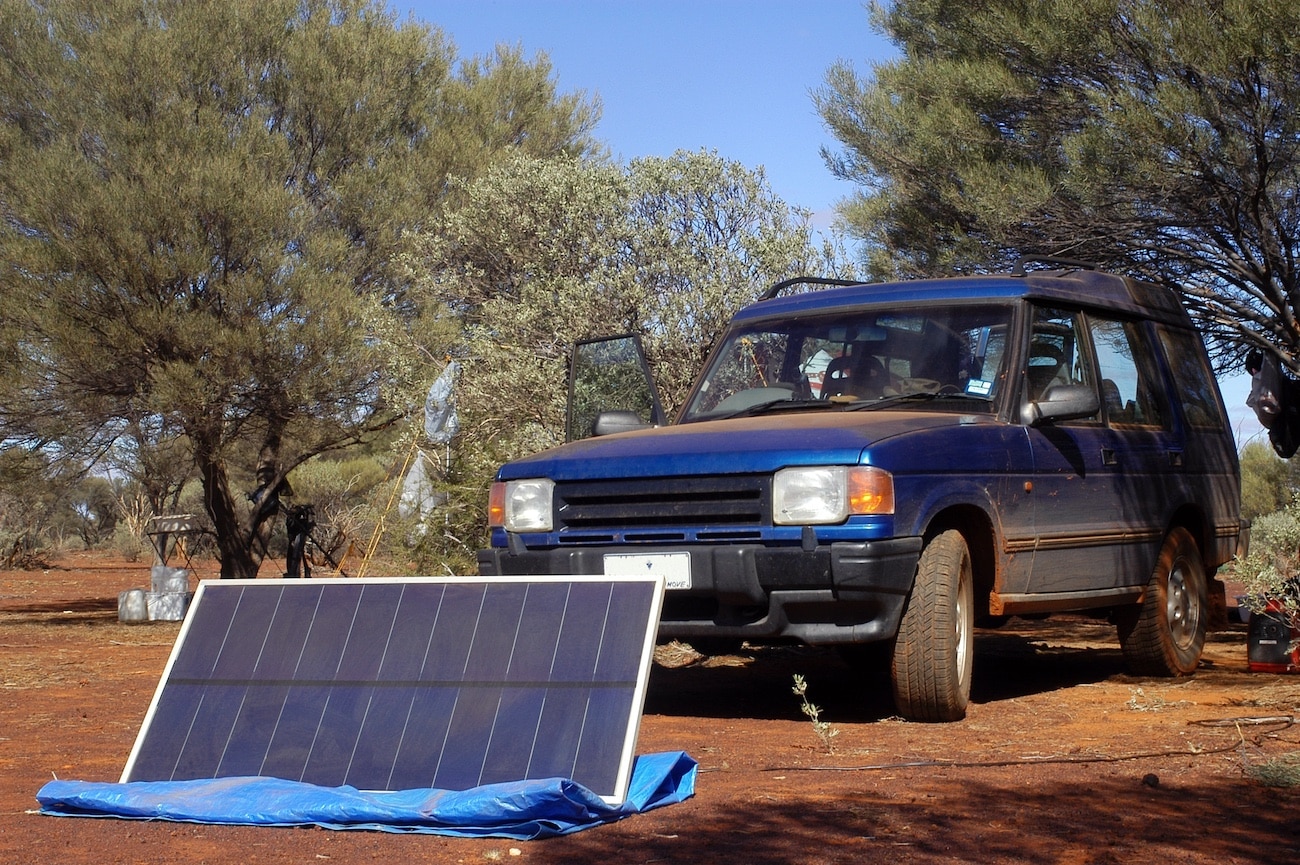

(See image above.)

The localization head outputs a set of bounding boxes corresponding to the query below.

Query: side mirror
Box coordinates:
[592,410,653,437]
[1022,384,1100,426]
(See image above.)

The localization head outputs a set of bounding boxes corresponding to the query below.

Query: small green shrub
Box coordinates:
[1245,752,1300,788]
[791,674,839,754]
[110,523,150,563]
[0,531,50,569]
[1235,500,1300,625]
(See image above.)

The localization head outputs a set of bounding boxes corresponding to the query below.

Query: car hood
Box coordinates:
[498,410,992,481]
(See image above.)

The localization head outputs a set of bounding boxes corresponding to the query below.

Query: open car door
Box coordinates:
[566,334,667,441]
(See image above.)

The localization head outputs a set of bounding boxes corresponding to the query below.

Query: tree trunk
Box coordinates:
[197,452,275,579]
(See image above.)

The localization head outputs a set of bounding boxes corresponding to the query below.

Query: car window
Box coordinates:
[710,331,794,397]
[1088,316,1168,429]
[1157,325,1228,431]
[682,304,1012,420]
[1026,307,1098,419]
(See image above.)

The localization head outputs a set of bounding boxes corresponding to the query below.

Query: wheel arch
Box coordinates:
[923,505,997,619]
[1168,503,1209,563]
[1167,502,1228,624]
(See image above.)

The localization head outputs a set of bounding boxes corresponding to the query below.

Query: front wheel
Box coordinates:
[1117,527,1207,676]
[891,529,974,722]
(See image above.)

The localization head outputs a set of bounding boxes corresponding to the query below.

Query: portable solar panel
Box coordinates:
[121,575,665,805]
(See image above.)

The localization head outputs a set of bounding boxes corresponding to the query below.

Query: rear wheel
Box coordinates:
[891,529,974,722]
[1117,527,1206,676]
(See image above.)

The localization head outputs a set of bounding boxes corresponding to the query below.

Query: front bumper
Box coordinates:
[476,537,922,645]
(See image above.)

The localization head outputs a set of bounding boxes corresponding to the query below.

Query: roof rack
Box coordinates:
[1011,255,1098,276]
[759,275,863,301]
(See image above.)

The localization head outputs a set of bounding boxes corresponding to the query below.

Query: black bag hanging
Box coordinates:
[1247,350,1300,458]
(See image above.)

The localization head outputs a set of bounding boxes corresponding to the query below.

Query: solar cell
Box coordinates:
[121,576,665,804]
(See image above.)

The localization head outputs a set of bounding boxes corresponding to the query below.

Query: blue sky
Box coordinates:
[398,0,1263,445]
[400,0,892,226]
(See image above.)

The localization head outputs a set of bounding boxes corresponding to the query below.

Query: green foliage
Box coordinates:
[282,452,391,568]
[402,150,849,563]
[109,522,150,564]
[625,154,844,407]
[1244,752,1300,788]
[0,447,127,564]
[1235,499,1300,625]
[411,148,841,441]
[66,476,120,547]
[817,0,1300,369]
[1240,439,1300,522]
[0,0,599,577]
[792,674,839,754]
[290,455,390,516]
[406,440,502,576]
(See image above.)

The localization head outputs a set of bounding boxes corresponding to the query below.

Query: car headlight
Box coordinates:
[488,478,555,532]
[772,466,894,525]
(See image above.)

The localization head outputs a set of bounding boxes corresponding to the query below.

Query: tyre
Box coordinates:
[1117,527,1206,676]
[890,529,974,722]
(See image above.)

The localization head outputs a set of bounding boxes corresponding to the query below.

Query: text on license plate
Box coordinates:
[602,552,691,589]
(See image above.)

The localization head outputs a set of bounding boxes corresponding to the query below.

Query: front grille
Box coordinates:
[555,476,769,531]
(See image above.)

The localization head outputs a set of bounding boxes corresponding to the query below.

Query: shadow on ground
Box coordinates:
[527,774,1300,865]
[646,617,1245,723]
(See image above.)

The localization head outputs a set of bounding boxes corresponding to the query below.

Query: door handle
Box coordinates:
[1101,447,1118,466]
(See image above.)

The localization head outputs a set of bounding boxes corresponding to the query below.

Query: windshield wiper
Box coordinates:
[846,392,990,412]
[704,391,989,421]
[711,398,832,420]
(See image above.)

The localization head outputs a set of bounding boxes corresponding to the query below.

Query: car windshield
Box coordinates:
[681,303,1012,422]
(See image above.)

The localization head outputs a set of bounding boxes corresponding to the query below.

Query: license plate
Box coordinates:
[603,552,691,589]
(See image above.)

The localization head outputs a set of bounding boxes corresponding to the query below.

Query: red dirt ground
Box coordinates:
[2,551,1299,864]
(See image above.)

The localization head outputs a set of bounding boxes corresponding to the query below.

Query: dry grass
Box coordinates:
[1244,752,1300,787]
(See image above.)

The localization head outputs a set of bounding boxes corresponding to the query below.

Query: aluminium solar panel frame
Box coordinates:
[120,575,665,806]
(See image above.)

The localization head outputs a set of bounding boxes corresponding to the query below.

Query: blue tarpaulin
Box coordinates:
[37,751,695,840]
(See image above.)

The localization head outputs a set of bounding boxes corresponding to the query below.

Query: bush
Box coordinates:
[0,531,50,569]
[110,523,150,563]
[1236,501,1300,625]
[264,453,402,576]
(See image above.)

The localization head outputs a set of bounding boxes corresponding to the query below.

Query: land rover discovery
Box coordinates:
[478,260,1243,721]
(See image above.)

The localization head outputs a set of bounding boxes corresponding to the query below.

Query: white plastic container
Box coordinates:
[145,591,192,622]
[118,589,148,623]
[150,565,190,594]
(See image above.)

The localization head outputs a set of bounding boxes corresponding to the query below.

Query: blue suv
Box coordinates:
[478,260,1243,721]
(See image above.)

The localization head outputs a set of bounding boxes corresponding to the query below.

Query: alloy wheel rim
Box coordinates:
[1166,561,1197,650]
[956,569,971,686]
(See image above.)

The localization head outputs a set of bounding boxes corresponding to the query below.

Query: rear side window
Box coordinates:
[1157,326,1228,431]
[1088,316,1168,429]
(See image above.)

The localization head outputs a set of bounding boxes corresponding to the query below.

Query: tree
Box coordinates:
[624,154,846,405]
[1240,438,1300,521]
[416,149,841,442]
[816,0,1300,371]
[64,475,121,548]
[0,446,120,561]
[0,0,599,577]
[0,449,66,566]
[403,149,847,570]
